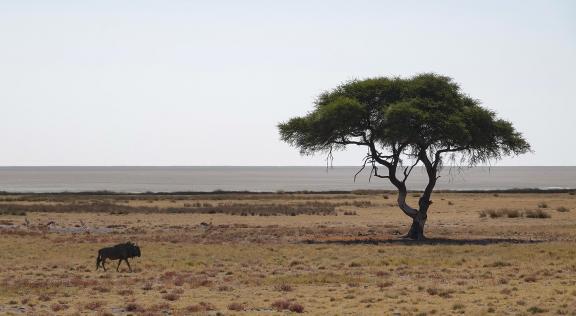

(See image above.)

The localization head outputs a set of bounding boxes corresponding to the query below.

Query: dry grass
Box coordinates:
[0,191,576,315]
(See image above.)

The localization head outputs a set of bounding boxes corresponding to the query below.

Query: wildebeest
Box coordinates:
[96,242,141,272]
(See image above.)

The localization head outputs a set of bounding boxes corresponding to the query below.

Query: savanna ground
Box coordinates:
[1,191,576,315]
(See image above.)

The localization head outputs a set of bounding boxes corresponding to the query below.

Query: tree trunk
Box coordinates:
[404,211,427,240]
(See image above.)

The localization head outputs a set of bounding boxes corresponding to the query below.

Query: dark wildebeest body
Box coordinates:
[96,242,141,272]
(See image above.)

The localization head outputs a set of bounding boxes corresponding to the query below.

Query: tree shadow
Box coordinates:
[300,237,545,246]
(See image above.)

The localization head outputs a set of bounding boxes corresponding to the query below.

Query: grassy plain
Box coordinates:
[1,191,575,315]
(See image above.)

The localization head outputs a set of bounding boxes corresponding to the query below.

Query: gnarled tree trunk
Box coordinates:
[394,158,436,241]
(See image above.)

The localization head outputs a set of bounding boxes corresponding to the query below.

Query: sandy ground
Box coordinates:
[0,192,575,315]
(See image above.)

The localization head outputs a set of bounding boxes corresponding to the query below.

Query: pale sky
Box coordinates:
[0,1,574,166]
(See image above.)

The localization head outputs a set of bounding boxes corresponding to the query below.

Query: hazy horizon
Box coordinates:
[1,1,574,166]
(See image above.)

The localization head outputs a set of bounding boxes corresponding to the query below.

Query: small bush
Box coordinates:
[38,294,51,302]
[452,303,465,310]
[271,300,291,311]
[85,301,103,311]
[218,285,233,291]
[484,261,511,268]
[343,210,357,215]
[525,209,550,219]
[556,206,570,212]
[271,300,304,313]
[186,302,215,312]
[51,303,69,312]
[537,202,548,209]
[377,281,394,290]
[228,302,245,311]
[480,209,522,218]
[527,306,547,314]
[289,303,305,313]
[125,303,144,312]
[426,287,455,298]
[162,293,179,301]
[274,284,293,292]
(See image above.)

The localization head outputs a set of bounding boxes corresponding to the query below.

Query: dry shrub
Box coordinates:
[556,206,570,212]
[271,299,291,311]
[37,294,52,302]
[117,289,133,296]
[218,285,233,291]
[125,303,144,312]
[186,302,216,312]
[85,301,103,311]
[479,209,522,218]
[162,293,180,301]
[142,282,153,291]
[527,306,547,314]
[227,302,245,311]
[92,286,110,293]
[274,284,293,292]
[271,300,304,313]
[51,303,69,312]
[537,202,548,209]
[525,210,550,219]
[147,302,170,312]
[484,261,511,268]
[377,281,394,290]
[289,260,303,267]
[426,287,455,298]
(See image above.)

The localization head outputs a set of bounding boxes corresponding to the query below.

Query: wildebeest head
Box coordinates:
[127,242,141,257]
[132,244,141,257]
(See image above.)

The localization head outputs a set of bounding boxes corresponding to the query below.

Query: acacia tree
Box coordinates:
[278,73,530,240]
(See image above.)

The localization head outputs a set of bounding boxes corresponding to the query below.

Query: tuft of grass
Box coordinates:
[537,202,548,209]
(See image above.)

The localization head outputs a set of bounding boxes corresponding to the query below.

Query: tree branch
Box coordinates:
[402,159,420,183]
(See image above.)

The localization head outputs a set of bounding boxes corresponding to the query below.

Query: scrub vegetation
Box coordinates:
[1,191,575,315]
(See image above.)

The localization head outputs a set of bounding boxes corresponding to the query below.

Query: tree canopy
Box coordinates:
[278,73,531,240]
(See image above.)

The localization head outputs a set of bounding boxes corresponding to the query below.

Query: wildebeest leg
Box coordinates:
[116,259,122,272]
[102,258,107,271]
[125,259,132,272]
